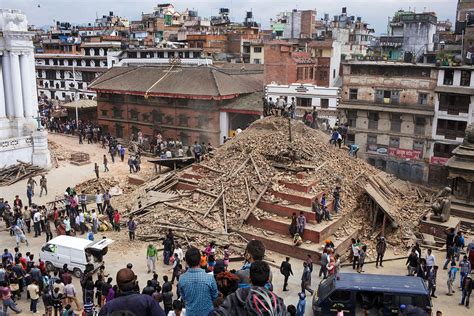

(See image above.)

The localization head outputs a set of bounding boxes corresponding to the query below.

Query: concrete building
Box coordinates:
[271,10,316,39]
[264,39,342,124]
[35,41,121,101]
[0,9,50,168]
[328,7,375,59]
[380,10,437,61]
[339,61,437,183]
[89,65,263,145]
[429,66,474,184]
[106,47,207,67]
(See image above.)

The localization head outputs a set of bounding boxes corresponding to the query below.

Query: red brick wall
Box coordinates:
[300,10,316,39]
[96,94,222,146]
[264,43,297,85]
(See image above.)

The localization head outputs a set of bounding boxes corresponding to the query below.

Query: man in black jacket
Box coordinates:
[280,257,293,291]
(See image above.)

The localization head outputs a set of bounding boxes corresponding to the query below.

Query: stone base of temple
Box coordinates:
[32,130,51,169]
[419,213,461,239]
[0,130,51,170]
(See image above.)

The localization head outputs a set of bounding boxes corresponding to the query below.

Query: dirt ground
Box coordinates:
[0,134,471,315]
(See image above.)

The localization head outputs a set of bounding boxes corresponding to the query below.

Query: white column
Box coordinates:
[2,53,15,117]
[10,52,25,118]
[29,53,39,114]
[0,62,6,118]
[20,54,34,118]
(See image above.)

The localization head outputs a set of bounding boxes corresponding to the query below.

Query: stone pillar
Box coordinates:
[20,53,34,118]
[10,52,24,118]
[32,130,51,169]
[0,62,6,118]
[28,53,39,114]
[2,52,15,117]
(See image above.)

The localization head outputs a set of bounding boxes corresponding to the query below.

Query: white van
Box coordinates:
[39,235,114,278]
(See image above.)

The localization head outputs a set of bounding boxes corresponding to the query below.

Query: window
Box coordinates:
[418,93,428,105]
[346,110,357,127]
[439,94,470,114]
[60,81,65,88]
[461,70,471,87]
[253,46,262,53]
[390,113,402,132]
[433,143,458,158]
[253,59,261,64]
[389,137,400,148]
[82,72,96,83]
[320,99,329,109]
[436,119,467,139]
[414,117,426,135]
[296,97,312,107]
[297,68,303,80]
[368,134,377,144]
[347,133,355,143]
[101,110,108,116]
[368,112,379,130]
[376,90,399,104]
[413,140,424,151]
[329,290,351,302]
[349,88,358,100]
[444,69,454,85]
[319,70,328,81]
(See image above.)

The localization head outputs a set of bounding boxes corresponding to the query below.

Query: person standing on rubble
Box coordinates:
[332,186,341,214]
[193,141,202,162]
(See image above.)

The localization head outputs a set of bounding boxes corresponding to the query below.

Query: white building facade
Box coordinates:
[0,9,51,168]
[266,83,341,126]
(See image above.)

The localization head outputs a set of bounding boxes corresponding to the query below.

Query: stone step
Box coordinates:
[258,199,335,222]
[235,226,359,263]
[451,203,474,220]
[267,189,318,207]
[278,179,318,193]
[247,212,349,244]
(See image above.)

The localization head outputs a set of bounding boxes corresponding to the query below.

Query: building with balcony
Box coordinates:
[339,61,437,183]
[429,66,474,184]
[35,42,121,101]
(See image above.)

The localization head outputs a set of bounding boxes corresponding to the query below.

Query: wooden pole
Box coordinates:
[202,188,225,219]
[223,191,228,233]
[230,157,250,178]
[250,155,263,183]
[244,177,252,203]
[240,181,270,228]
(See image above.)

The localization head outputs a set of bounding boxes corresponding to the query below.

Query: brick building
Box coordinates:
[339,61,438,183]
[89,65,263,145]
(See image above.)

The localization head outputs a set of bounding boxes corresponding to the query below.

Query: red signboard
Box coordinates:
[388,147,422,160]
[430,156,449,165]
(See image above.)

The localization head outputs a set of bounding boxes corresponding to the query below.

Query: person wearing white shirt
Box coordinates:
[173,245,184,261]
[78,211,86,234]
[33,211,41,237]
[425,249,436,271]
[95,190,104,214]
[166,150,172,158]
[177,148,184,157]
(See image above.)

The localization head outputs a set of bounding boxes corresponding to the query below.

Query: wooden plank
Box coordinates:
[230,157,250,178]
[163,202,205,216]
[222,191,228,233]
[202,188,225,219]
[198,164,225,174]
[244,177,252,203]
[239,181,270,228]
[194,188,219,199]
[250,155,263,183]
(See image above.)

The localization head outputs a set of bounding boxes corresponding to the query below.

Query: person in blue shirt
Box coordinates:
[178,247,218,316]
[349,144,360,158]
[296,292,306,316]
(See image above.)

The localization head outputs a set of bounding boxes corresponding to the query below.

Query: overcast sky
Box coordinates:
[3,0,457,34]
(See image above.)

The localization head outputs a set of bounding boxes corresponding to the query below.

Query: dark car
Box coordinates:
[313,273,432,316]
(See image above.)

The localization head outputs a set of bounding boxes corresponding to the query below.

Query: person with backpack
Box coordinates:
[211,260,286,315]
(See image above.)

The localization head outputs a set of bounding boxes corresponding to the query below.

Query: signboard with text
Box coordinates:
[388,147,422,160]
[430,156,449,165]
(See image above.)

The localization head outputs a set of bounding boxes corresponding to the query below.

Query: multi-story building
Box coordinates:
[35,41,121,101]
[249,42,264,64]
[339,61,438,183]
[89,65,263,144]
[106,47,206,67]
[328,7,375,59]
[271,10,317,39]
[429,66,474,184]
[380,10,437,61]
[264,39,342,124]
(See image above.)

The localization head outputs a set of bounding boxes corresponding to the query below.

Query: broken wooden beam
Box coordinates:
[250,155,263,183]
[202,188,225,219]
[239,181,270,228]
